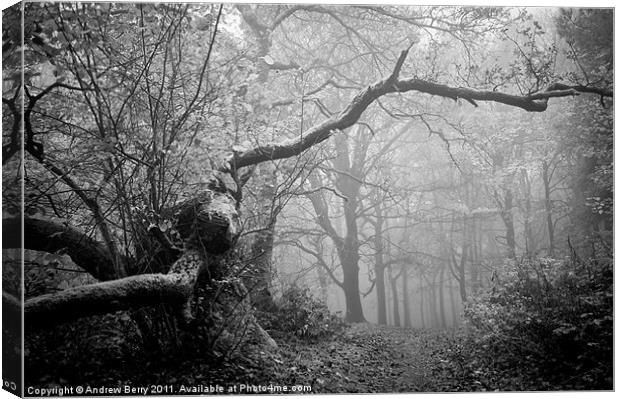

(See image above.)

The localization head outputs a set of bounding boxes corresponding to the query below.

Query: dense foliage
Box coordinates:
[439,256,613,390]
[259,285,346,341]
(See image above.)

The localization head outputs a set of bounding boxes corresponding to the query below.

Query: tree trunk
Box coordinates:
[469,216,481,295]
[521,170,536,256]
[376,264,387,324]
[458,264,467,303]
[428,277,438,329]
[231,10,280,309]
[438,266,447,329]
[402,266,411,328]
[542,161,555,256]
[342,254,365,322]
[305,131,366,323]
[502,189,517,258]
[449,278,458,327]
[446,217,467,303]
[374,203,387,325]
[419,279,425,329]
[246,204,276,310]
[389,266,400,327]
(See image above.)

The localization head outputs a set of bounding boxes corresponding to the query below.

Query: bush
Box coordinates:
[447,256,612,390]
[259,285,345,341]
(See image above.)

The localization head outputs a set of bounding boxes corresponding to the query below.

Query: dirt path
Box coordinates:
[270,323,446,393]
[155,322,454,394]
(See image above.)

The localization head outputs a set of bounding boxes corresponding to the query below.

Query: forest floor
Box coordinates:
[162,323,465,393]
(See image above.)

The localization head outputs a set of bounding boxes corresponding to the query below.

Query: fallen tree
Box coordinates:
[3,189,240,329]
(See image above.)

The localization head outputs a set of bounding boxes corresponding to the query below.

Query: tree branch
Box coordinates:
[278,238,344,288]
[3,218,119,281]
[222,47,611,171]
[18,249,205,329]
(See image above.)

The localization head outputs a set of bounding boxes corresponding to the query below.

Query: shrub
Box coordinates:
[259,285,345,341]
[449,256,612,390]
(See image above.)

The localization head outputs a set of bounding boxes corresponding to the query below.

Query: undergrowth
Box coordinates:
[258,285,346,341]
[437,256,613,391]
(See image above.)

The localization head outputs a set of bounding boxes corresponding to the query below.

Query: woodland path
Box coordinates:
[275,323,441,393]
[138,323,460,393]
[203,323,457,393]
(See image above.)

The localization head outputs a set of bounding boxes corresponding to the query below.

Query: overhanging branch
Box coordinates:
[222,47,612,171]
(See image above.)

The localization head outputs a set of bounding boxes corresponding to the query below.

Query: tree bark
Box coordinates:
[3,218,119,281]
[23,250,204,328]
[342,254,365,322]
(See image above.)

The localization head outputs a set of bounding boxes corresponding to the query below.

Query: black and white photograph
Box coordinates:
[1,1,614,395]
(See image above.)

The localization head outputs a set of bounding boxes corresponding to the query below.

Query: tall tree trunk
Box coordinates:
[449,278,458,327]
[542,161,555,256]
[458,255,467,303]
[339,139,365,322]
[469,216,482,295]
[502,189,517,258]
[376,264,387,324]
[419,279,425,329]
[521,170,536,256]
[342,252,365,322]
[389,265,401,327]
[244,186,276,309]
[402,266,411,328]
[445,218,467,303]
[306,165,365,322]
[340,203,365,322]
[428,276,438,329]
[234,10,280,308]
[438,266,447,329]
[374,203,387,324]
